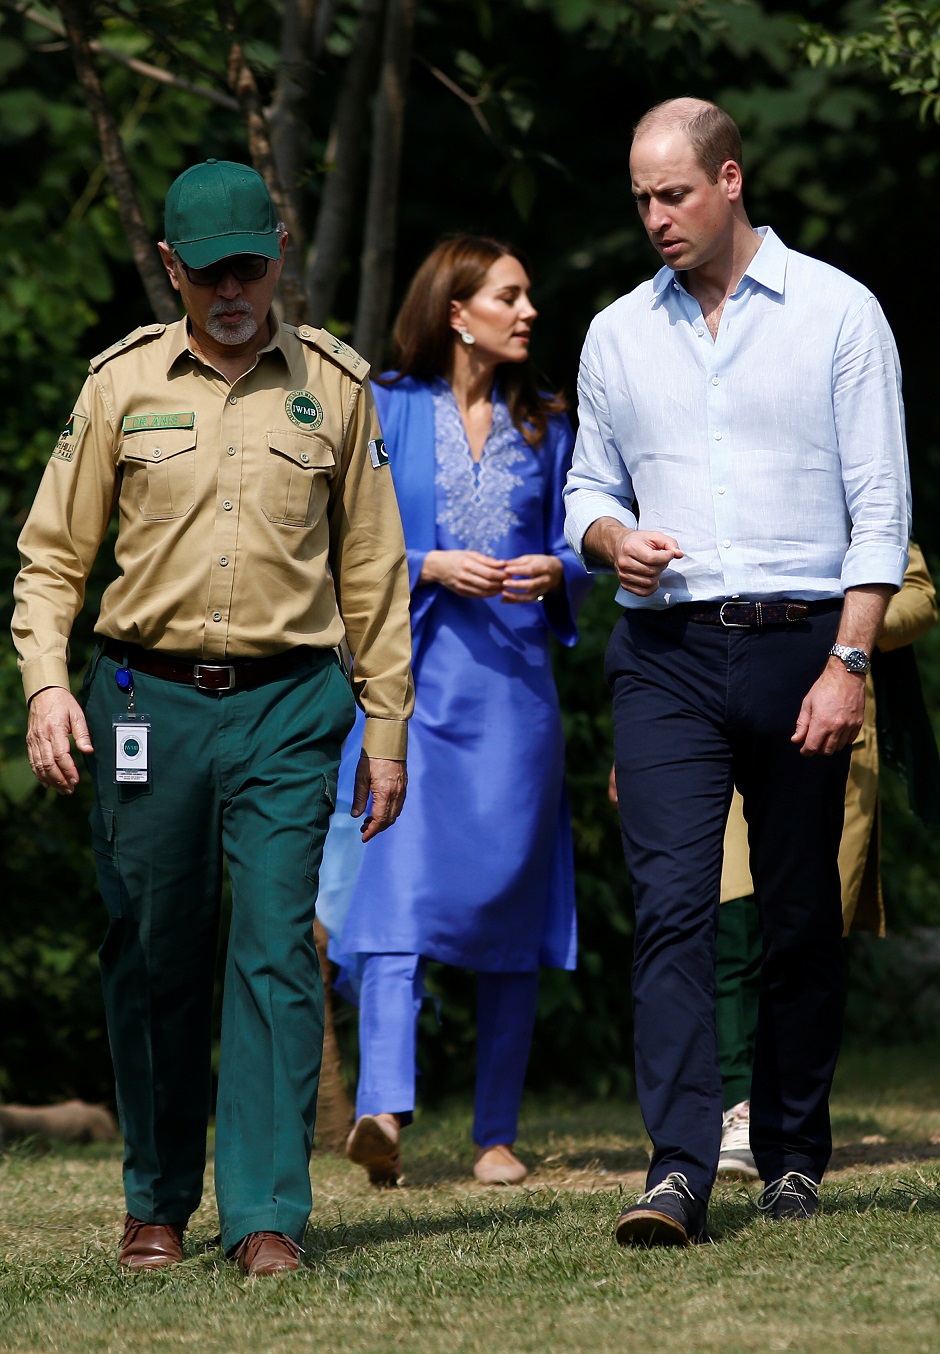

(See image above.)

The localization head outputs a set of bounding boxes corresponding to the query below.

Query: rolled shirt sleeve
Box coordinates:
[835,297,911,593]
[563,324,638,570]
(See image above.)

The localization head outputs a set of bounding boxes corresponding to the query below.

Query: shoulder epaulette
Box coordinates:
[89,323,167,372]
[294,325,370,382]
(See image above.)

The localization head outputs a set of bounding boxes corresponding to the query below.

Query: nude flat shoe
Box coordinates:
[473,1143,528,1185]
[346,1114,402,1187]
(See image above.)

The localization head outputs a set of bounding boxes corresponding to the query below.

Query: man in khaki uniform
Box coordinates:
[12,160,414,1275]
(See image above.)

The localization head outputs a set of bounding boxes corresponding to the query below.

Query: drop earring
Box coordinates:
[458,327,475,346]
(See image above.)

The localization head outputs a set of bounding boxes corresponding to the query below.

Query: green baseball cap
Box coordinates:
[164,159,280,267]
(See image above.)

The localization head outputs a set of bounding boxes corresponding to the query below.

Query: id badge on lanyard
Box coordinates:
[112,664,152,784]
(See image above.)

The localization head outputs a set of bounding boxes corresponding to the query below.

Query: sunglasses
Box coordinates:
[179,255,270,286]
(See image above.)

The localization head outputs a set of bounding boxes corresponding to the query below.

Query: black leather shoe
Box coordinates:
[614,1172,709,1247]
[757,1171,820,1220]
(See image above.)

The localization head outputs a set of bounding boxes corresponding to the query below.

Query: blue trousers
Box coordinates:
[607,605,849,1201]
[356,954,539,1147]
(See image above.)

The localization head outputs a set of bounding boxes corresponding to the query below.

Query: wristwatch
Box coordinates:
[829,643,871,675]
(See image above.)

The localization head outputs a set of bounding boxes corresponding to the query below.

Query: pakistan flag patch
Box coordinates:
[285,390,324,429]
[53,412,88,462]
[368,437,389,468]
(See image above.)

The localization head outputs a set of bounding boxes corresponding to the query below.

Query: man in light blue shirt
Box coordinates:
[564,97,910,1247]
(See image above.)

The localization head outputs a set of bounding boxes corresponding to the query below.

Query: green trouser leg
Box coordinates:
[83,649,353,1245]
[714,895,763,1111]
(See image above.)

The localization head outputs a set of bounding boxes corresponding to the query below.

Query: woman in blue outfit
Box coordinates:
[335,235,590,1186]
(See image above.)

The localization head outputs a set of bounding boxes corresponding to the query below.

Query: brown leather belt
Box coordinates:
[102,639,311,692]
[683,600,839,629]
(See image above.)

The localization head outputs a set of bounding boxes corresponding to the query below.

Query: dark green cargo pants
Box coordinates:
[83,647,355,1251]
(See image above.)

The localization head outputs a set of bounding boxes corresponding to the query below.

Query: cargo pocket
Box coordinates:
[89,805,124,920]
[304,774,337,884]
[263,430,334,527]
[122,428,197,520]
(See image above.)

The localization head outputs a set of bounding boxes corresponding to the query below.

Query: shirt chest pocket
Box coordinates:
[263,429,335,527]
[122,429,197,521]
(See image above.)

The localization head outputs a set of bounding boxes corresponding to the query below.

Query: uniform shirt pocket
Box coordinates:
[122,428,197,521]
[263,429,335,527]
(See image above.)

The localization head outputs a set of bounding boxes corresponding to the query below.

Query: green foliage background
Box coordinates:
[1,0,938,1107]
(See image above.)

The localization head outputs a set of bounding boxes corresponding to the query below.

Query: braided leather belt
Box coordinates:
[102,639,310,692]
[684,601,832,628]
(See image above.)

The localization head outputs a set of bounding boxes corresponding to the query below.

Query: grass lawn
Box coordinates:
[2,1041,939,1354]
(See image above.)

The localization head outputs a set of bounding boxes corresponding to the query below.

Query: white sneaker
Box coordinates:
[717,1099,759,1179]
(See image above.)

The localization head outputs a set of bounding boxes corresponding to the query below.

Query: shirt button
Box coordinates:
[228,395,237,405]
[212,611,222,622]
[222,499,233,511]
[152,448,162,459]
[712,376,720,386]
[717,486,726,495]
[696,327,704,336]
[714,431,722,441]
[300,452,310,464]
[220,556,229,566]
[722,538,731,548]
[227,446,236,456]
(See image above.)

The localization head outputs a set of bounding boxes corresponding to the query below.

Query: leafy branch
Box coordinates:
[802,1,940,122]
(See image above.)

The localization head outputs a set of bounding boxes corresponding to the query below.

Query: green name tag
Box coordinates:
[122,412,196,433]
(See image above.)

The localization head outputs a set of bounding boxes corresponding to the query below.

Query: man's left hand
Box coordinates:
[791,661,865,757]
[351,753,407,841]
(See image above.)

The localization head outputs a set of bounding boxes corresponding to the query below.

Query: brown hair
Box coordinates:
[633,98,743,184]
[381,234,566,447]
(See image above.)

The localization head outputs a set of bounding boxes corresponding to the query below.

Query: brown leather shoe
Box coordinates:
[231,1231,302,1276]
[118,1214,185,1269]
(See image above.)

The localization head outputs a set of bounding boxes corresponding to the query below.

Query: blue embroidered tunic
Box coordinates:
[332,376,590,974]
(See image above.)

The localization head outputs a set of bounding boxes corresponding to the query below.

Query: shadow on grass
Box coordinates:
[304,1196,563,1259]
[394,1144,652,1187]
[830,1139,940,1170]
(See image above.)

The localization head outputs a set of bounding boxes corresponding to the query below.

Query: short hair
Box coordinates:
[633,99,743,183]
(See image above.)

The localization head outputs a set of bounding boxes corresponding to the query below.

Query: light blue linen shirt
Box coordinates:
[564,227,911,608]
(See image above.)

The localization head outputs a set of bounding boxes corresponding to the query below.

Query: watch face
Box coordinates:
[845,649,869,673]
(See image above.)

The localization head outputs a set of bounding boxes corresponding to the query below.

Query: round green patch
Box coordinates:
[285,390,324,429]
[123,738,140,758]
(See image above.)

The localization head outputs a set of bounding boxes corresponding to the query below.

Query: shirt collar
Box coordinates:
[165,308,289,376]
[739,226,787,296]
[650,225,788,304]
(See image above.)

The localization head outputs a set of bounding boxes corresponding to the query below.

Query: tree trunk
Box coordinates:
[56,0,178,324]
[313,918,355,1151]
[353,0,416,363]
[268,0,319,231]
[305,0,385,327]
[216,0,308,325]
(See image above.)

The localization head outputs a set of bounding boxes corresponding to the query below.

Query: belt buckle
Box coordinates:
[719,601,752,629]
[193,663,236,692]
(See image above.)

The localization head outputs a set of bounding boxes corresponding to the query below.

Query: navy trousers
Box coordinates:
[607,604,850,1201]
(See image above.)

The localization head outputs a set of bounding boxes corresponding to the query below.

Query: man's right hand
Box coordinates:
[351,752,408,842]
[26,686,93,795]
[583,519,683,596]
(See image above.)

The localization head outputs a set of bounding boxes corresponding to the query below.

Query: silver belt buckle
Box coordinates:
[193,663,236,691]
[719,601,753,629]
